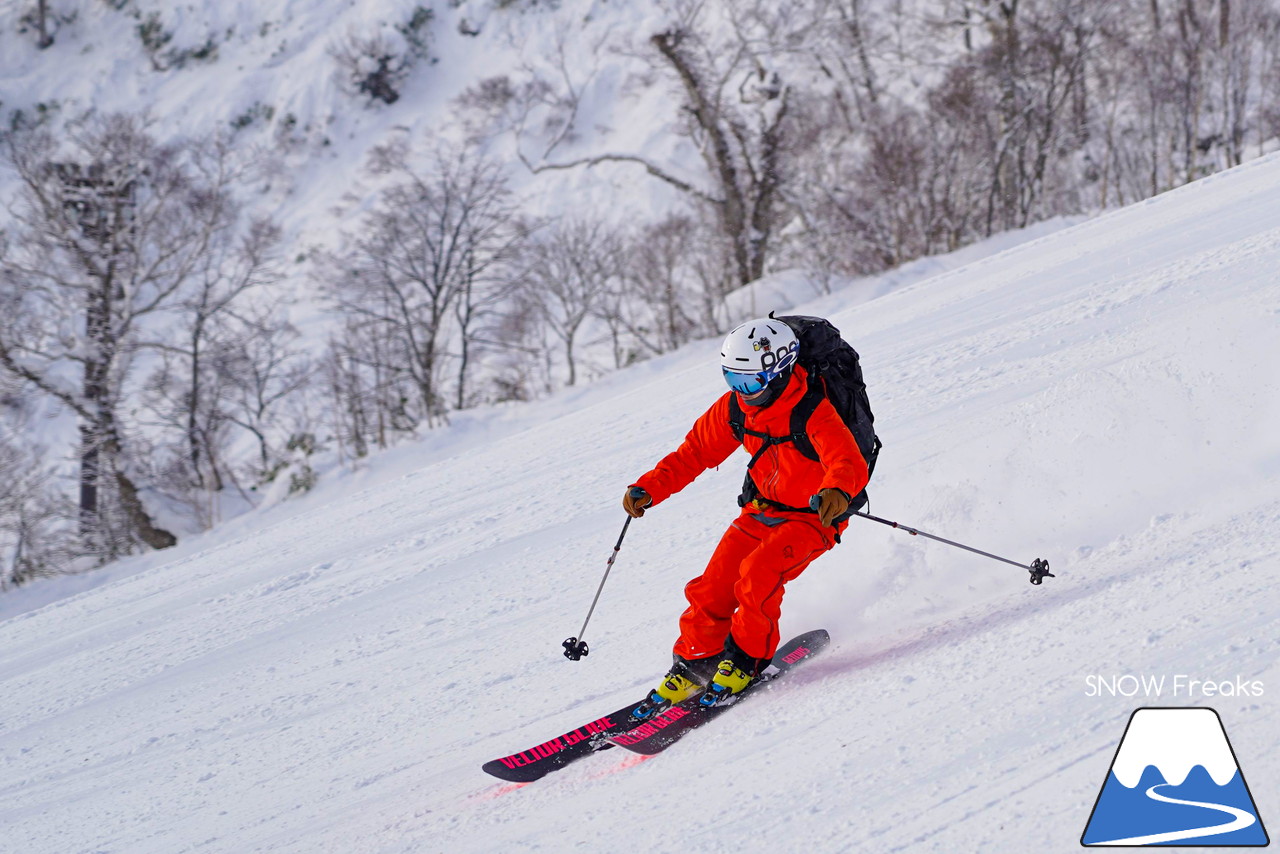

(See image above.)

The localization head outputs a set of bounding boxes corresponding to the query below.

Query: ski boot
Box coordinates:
[698,637,769,708]
[630,655,720,721]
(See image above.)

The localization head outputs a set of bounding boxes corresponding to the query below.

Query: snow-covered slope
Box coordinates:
[0,1,697,252]
[3,150,1279,852]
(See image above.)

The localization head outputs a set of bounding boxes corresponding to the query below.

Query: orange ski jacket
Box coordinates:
[635,367,869,515]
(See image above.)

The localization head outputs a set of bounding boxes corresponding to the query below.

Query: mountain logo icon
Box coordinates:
[1082,707,1269,847]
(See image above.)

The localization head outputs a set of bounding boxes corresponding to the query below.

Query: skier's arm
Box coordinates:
[807,398,869,499]
[633,394,740,507]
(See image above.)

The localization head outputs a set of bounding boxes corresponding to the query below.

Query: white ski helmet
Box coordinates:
[720,317,799,399]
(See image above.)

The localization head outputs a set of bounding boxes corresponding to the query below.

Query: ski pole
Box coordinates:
[825,501,1053,585]
[562,490,643,660]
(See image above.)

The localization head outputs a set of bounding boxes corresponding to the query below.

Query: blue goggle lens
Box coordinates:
[722,368,767,395]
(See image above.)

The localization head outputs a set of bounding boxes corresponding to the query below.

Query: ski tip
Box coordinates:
[792,628,830,648]
[481,759,547,784]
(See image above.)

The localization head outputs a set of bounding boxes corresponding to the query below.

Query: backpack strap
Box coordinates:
[729,392,798,470]
[730,375,854,469]
[788,375,825,462]
[727,386,862,542]
[728,393,746,443]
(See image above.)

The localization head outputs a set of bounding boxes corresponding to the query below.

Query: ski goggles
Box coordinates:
[722,367,770,396]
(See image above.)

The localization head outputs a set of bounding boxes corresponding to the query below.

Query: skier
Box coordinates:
[624,317,869,715]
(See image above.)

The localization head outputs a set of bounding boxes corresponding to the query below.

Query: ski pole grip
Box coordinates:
[625,486,651,517]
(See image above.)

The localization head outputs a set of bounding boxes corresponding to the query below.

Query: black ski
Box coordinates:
[481,699,646,783]
[606,629,830,756]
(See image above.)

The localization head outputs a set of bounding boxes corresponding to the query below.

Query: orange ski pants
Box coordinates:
[673,508,835,663]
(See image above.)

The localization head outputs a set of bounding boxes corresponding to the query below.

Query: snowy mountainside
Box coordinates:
[2,148,1280,853]
[0,0,692,250]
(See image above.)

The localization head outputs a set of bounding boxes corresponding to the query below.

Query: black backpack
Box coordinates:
[728,313,881,517]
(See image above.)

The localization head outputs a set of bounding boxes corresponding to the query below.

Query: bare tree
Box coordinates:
[0,440,73,589]
[1082,0,1275,203]
[323,142,520,427]
[646,20,787,287]
[0,113,267,560]
[810,0,883,130]
[323,331,374,463]
[452,246,523,410]
[519,1,820,289]
[143,166,283,504]
[519,219,621,387]
[220,303,313,484]
[0,387,74,587]
[34,0,54,49]
[321,314,420,463]
[953,0,1096,233]
[613,214,719,358]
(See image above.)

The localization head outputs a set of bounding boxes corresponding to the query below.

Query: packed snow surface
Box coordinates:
[3,151,1279,852]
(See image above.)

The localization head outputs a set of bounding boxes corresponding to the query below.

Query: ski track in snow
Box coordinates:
[3,153,1280,851]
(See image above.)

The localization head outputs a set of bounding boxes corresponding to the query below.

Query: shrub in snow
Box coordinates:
[135,11,218,71]
[331,7,434,106]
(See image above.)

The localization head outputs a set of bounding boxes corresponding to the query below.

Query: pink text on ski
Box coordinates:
[781,645,810,665]
[609,706,693,746]
[497,715,617,769]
